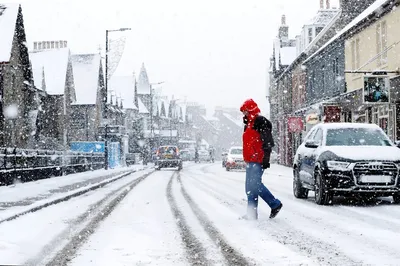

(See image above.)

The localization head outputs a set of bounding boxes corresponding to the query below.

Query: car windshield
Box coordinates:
[326,128,392,146]
[230,149,243,155]
[159,147,177,154]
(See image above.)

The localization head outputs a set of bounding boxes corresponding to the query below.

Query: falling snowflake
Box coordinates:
[4,104,18,119]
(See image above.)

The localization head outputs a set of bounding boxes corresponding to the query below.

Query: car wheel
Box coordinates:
[393,193,400,204]
[314,169,333,205]
[226,167,230,171]
[293,168,308,199]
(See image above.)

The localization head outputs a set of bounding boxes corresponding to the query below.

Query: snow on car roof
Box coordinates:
[318,123,381,130]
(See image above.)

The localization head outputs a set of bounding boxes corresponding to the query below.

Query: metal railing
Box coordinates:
[0,147,105,185]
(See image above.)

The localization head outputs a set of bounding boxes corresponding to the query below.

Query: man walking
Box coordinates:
[240,99,282,220]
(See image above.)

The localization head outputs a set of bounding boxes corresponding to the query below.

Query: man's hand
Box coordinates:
[262,157,270,169]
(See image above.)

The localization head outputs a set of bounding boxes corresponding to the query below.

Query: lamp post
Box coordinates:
[104,27,131,170]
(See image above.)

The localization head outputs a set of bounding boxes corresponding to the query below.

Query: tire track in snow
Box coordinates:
[185,173,361,265]
[176,173,252,266]
[43,171,153,266]
[166,173,212,266]
[0,169,144,224]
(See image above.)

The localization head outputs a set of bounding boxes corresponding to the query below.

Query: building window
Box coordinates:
[333,57,339,77]
[351,38,360,74]
[376,20,388,66]
[308,28,313,44]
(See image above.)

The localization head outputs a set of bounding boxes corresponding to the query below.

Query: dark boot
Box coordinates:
[269,203,283,219]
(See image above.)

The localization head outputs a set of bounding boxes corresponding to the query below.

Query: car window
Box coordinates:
[304,127,318,141]
[230,149,242,155]
[159,147,177,154]
[326,128,392,146]
[313,129,323,144]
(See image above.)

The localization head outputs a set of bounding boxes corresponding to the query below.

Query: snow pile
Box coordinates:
[71,54,102,105]
[0,4,19,63]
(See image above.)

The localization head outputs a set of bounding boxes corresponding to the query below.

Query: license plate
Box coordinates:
[360,175,392,183]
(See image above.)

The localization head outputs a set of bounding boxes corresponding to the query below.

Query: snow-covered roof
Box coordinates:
[29,48,70,95]
[109,75,137,110]
[305,0,390,64]
[138,98,149,114]
[32,66,45,91]
[202,115,219,122]
[223,113,243,128]
[280,47,297,66]
[71,54,101,105]
[137,63,151,95]
[0,4,19,63]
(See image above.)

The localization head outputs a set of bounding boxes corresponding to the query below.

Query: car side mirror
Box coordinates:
[395,141,400,148]
[305,140,319,149]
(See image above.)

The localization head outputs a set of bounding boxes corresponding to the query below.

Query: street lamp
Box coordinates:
[104,27,131,170]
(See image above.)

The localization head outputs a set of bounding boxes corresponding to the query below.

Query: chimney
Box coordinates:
[326,0,330,9]
[320,0,324,9]
[281,15,286,25]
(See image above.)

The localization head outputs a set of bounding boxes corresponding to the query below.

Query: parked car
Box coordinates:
[293,123,400,205]
[155,146,182,170]
[221,151,228,167]
[180,149,191,161]
[225,146,245,171]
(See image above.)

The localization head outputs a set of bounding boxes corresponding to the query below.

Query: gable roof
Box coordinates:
[29,48,70,95]
[305,0,390,64]
[280,47,297,66]
[137,63,151,95]
[32,66,45,91]
[138,98,149,114]
[109,75,137,110]
[0,4,19,63]
[71,54,102,105]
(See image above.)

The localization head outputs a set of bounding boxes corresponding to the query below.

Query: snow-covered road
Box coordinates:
[1,163,400,265]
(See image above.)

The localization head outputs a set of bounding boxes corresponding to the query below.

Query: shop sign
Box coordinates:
[287,117,303,133]
[324,105,341,123]
[305,113,319,125]
[363,75,390,103]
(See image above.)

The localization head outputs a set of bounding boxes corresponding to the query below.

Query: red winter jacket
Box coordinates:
[240,99,274,163]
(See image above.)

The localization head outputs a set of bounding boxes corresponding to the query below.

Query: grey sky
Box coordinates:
[10,0,339,114]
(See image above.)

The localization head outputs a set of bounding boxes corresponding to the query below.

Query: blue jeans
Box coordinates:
[245,162,281,219]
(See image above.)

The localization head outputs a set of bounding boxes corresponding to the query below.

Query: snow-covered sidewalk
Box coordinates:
[0,165,149,219]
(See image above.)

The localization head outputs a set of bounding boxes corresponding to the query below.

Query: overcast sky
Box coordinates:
[10,0,339,115]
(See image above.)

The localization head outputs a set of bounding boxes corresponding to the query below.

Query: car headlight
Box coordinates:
[326,161,350,171]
